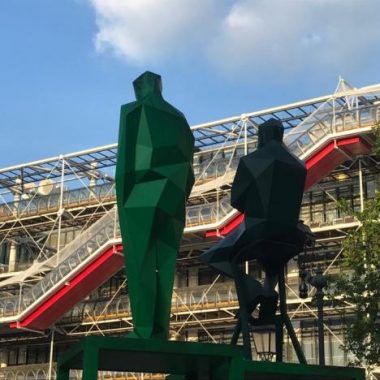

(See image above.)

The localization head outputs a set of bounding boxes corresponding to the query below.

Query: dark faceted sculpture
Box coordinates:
[201,119,312,361]
[116,71,194,340]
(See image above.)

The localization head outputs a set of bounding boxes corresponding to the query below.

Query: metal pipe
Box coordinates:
[47,329,55,380]
[278,269,307,364]
[309,268,327,366]
[55,157,65,265]
[359,158,364,212]
[316,289,325,366]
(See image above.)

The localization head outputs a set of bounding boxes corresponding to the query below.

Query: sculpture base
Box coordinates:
[57,336,364,380]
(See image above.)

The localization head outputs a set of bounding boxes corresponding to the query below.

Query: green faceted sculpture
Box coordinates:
[201,119,312,361]
[116,71,194,339]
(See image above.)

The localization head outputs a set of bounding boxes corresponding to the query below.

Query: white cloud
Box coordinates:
[90,0,219,63]
[209,0,380,76]
[89,0,380,77]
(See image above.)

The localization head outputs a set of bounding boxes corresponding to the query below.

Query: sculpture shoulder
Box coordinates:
[120,101,140,116]
[243,142,305,169]
[147,96,186,119]
[120,97,192,138]
[119,94,186,119]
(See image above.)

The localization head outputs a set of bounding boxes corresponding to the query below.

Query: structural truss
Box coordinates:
[1,78,380,379]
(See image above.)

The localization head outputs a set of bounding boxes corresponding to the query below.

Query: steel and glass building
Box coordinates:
[0,78,379,379]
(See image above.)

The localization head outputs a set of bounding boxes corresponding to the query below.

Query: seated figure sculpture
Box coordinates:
[201,118,313,361]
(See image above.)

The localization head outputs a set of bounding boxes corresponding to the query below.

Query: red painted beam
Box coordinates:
[10,244,124,331]
[205,136,371,238]
[338,136,371,156]
[305,136,371,189]
[205,214,244,238]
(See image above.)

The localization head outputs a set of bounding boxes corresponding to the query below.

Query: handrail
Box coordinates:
[63,282,239,324]
[0,208,120,320]
[62,279,314,324]
[0,182,116,221]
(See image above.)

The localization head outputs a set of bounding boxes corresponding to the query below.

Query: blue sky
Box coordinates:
[1,0,380,167]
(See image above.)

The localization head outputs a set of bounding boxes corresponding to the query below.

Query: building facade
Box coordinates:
[0,79,379,379]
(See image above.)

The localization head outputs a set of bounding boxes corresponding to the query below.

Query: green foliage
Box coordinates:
[372,121,380,156]
[329,193,380,368]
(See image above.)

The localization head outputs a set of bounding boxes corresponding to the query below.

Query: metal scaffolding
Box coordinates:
[1,78,380,379]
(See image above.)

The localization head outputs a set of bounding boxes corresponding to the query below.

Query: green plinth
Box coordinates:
[57,336,365,380]
[57,336,242,380]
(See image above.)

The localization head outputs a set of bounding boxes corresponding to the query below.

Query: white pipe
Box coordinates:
[359,159,364,212]
[55,157,65,266]
[47,329,55,380]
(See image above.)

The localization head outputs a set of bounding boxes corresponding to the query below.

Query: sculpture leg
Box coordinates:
[231,273,264,346]
[82,344,98,380]
[155,239,178,339]
[230,318,241,345]
[57,366,69,380]
[231,260,252,360]
[128,237,178,340]
[127,242,158,339]
[275,316,284,362]
[122,202,160,339]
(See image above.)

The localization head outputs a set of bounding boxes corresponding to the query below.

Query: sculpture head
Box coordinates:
[133,71,163,100]
[257,118,284,149]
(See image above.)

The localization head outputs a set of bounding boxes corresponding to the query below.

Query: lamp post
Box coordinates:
[299,265,327,366]
[251,324,277,361]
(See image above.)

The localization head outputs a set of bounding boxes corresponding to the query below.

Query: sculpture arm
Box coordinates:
[230,158,253,213]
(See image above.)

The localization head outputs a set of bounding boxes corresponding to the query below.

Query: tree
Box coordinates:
[372,121,380,156]
[329,178,380,368]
